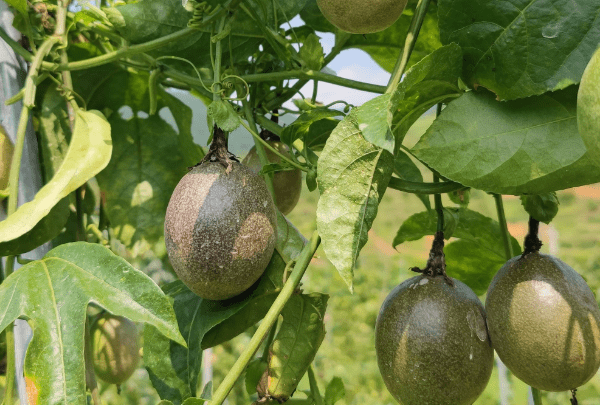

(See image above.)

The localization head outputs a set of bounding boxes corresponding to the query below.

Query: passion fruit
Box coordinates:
[0,125,13,190]
[242,141,302,215]
[578,47,600,166]
[164,162,277,300]
[375,275,494,405]
[486,252,600,391]
[91,314,140,385]
[316,0,408,34]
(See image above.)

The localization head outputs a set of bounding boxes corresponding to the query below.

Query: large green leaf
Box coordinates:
[86,70,201,253]
[393,208,521,294]
[438,0,600,100]
[0,109,111,243]
[342,0,442,72]
[145,213,306,404]
[5,0,27,17]
[0,242,184,405]
[412,87,600,194]
[393,151,430,211]
[264,293,328,402]
[281,109,343,147]
[578,46,600,166]
[299,0,336,33]
[316,109,394,292]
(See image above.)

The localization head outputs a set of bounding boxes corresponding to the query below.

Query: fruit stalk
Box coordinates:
[522,216,543,257]
[385,0,432,95]
[208,231,321,405]
[493,194,543,405]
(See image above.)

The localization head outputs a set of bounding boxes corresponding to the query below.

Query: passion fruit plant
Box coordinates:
[0,0,599,404]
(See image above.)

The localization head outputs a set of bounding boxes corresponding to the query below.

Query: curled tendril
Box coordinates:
[220,75,249,101]
[185,1,217,29]
[47,74,88,110]
[155,55,213,94]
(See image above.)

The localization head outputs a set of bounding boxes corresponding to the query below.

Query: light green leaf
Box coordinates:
[439,0,600,100]
[5,0,27,17]
[520,192,559,224]
[412,88,600,194]
[317,109,394,292]
[207,100,241,132]
[266,293,328,401]
[356,94,394,153]
[0,242,184,405]
[578,46,600,166]
[0,109,111,243]
[324,377,345,405]
[299,33,324,70]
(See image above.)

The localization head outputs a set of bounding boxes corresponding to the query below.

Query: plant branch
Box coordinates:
[493,194,514,259]
[386,0,432,95]
[208,231,321,405]
[261,319,278,361]
[433,175,444,233]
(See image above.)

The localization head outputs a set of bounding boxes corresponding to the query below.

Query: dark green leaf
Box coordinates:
[207,100,241,132]
[0,110,111,245]
[300,33,325,70]
[317,109,394,292]
[266,293,328,401]
[343,0,442,72]
[520,192,559,224]
[444,240,504,295]
[324,377,345,405]
[299,0,336,32]
[145,213,305,403]
[306,169,318,192]
[412,88,600,194]
[281,109,342,147]
[0,242,184,404]
[245,358,268,395]
[438,0,600,99]
[393,150,430,211]
[304,118,339,151]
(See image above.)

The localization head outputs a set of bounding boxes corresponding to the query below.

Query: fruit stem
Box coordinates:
[208,231,321,405]
[200,126,238,171]
[261,319,278,362]
[307,365,323,405]
[385,0,432,95]
[531,387,543,405]
[433,174,444,233]
[238,85,277,199]
[494,194,514,259]
[522,216,543,257]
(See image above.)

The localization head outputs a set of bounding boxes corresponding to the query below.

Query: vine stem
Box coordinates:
[208,231,321,405]
[307,365,323,405]
[493,194,543,404]
[238,87,277,200]
[385,0,432,95]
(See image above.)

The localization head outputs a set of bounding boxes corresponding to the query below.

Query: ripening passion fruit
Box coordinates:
[91,314,140,385]
[486,252,600,391]
[375,275,494,405]
[242,141,302,215]
[164,162,277,300]
[578,47,600,166]
[317,0,408,34]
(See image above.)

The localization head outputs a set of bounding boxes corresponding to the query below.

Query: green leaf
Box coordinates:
[207,100,241,132]
[520,192,559,224]
[448,188,471,207]
[0,109,111,244]
[5,0,27,17]
[438,0,600,100]
[266,293,328,401]
[578,46,600,165]
[304,118,340,151]
[145,213,305,403]
[316,109,394,292]
[393,150,430,211]
[299,0,336,32]
[281,109,342,147]
[324,377,345,405]
[356,94,394,153]
[412,88,600,194]
[245,358,268,395]
[0,242,184,404]
[390,43,463,143]
[299,33,324,70]
[393,208,521,294]
[342,0,442,72]
[306,168,318,192]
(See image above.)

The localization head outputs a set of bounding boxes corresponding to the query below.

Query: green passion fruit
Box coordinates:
[486,252,600,391]
[317,0,408,34]
[375,275,494,405]
[242,141,302,215]
[164,162,277,300]
[91,314,140,385]
[578,47,600,166]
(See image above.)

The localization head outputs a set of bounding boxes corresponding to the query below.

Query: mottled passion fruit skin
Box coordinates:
[486,252,600,391]
[242,141,302,215]
[91,314,140,385]
[164,162,277,300]
[317,0,408,34]
[375,276,493,405]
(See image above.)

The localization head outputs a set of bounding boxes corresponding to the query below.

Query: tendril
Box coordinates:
[155,55,213,94]
[185,1,216,29]
[219,75,249,101]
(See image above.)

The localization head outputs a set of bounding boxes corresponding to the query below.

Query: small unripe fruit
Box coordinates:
[164,162,277,300]
[486,252,600,391]
[375,276,493,405]
[91,314,140,385]
[242,141,302,215]
[317,0,408,34]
